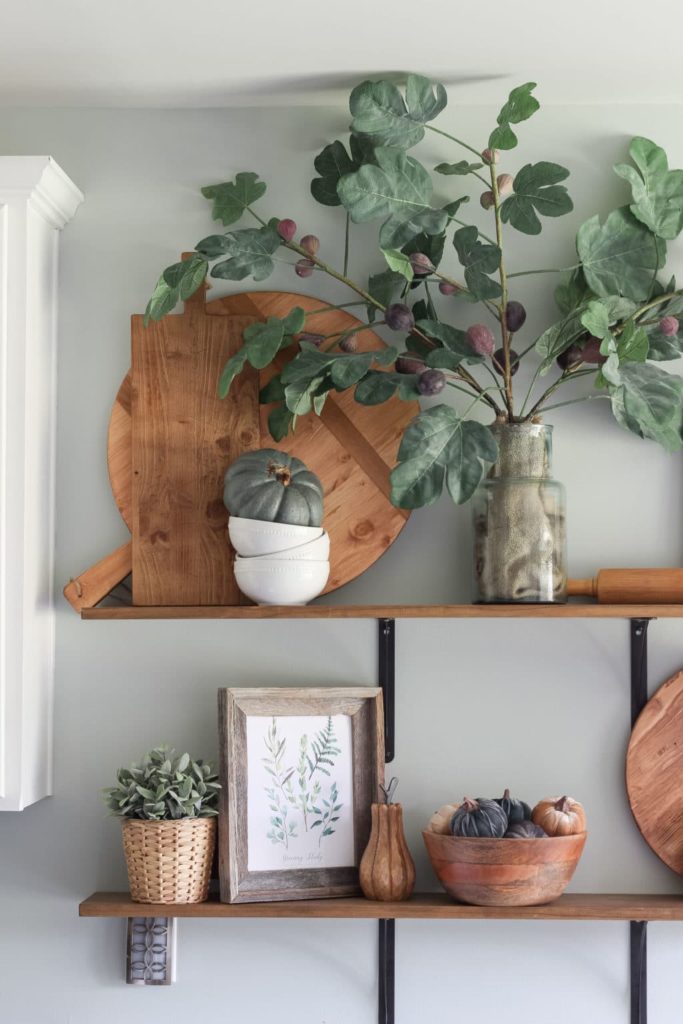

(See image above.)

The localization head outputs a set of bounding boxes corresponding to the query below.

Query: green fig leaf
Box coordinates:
[210,224,281,282]
[500,162,572,235]
[350,74,446,149]
[201,172,267,226]
[577,207,664,301]
[390,406,498,507]
[434,160,483,176]
[489,83,539,150]
[311,140,357,207]
[380,248,414,281]
[452,226,502,300]
[608,362,683,451]
[614,137,683,241]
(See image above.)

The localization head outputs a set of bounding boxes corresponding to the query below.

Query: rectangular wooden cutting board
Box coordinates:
[131,293,258,606]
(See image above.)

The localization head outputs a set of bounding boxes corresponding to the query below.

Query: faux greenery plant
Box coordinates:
[103,746,220,820]
[145,75,683,510]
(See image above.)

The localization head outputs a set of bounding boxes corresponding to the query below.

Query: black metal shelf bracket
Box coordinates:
[378,618,395,764]
[377,618,396,1024]
[630,617,651,1024]
[378,918,395,1024]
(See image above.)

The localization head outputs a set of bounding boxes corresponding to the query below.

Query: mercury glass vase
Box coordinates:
[472,422,567,603]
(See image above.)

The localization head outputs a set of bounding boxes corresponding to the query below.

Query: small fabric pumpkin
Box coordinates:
[427,802,460,835]
[532,796,586,836]
[504,820,547,839]
[450,797,508,838]
[224,448,324,527]
[494,788,532,825]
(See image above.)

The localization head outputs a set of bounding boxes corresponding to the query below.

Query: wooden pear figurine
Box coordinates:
[360,778,416,901]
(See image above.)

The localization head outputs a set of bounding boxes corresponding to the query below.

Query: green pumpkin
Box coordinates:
[450,797,508,838]
[224,448,324,527]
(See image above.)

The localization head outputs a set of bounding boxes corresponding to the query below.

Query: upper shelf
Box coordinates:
[81,603,683,620]
[80,891,683,921]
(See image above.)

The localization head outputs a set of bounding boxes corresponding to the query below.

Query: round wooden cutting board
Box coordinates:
[626,668,683,874]
[108,290,419,596]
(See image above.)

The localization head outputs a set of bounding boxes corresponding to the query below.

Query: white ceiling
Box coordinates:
[2,0,682,107]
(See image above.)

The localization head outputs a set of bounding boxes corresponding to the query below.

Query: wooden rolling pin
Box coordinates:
[568,569,683,604]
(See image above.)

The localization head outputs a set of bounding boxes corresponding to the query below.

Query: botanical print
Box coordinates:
[246,714,354,872]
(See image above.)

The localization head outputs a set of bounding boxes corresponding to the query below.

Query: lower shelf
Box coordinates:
[79,891,683,921]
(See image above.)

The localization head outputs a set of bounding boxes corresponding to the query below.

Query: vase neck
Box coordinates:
[489,423,553,479]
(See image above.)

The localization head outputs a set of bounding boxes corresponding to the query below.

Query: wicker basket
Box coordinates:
[122,817,216,904]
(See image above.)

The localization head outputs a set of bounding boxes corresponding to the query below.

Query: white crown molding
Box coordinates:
[0,156,82,810]
[0,156,84,229]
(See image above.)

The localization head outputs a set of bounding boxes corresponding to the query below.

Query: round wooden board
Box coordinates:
[626,668,683,874]
[107,290,419,596]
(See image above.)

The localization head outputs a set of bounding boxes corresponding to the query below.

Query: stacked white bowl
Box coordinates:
[229,517,330,605]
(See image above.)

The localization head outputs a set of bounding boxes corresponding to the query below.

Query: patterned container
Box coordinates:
[122,817,216,904]
[472,422,567,603]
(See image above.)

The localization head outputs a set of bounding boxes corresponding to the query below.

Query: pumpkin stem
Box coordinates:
[502,788,511,800]
[268,462,292,487]
[462,797,479,812]
[380,777,399,805]
[555,796,570,813]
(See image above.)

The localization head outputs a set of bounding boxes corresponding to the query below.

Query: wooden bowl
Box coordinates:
[422,830,587,907]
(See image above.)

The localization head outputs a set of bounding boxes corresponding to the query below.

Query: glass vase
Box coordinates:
[472,422,567,603]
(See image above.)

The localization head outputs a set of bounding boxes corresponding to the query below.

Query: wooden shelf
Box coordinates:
[79,891,683,921]
[81,603,683,620]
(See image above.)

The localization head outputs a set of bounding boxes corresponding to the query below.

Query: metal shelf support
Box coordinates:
[378,618,395,764]
[630,617,651,1024]
[377,618,396,1024]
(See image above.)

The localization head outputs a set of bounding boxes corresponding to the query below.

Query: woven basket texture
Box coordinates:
[122,817,216,904]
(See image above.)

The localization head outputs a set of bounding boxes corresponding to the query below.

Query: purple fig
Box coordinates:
[339,335,358,353]
[396,354,426,375]
[295,258,315,278]
[581,336,607,364]
[409,252,434,276]
[505,300,527,333]
[300,234,320,256]
[438,281,460,296]
[497,173,513,197]
[296,331,325,348]
[660,315,679,337]
[385,303,415,332]
[417,369,446,396]
[466,324,495,357]
[480,190,495,210]
[492,348,519,376]
[277,218,297,242]
[556,343,584,370]
[481,148,500,165]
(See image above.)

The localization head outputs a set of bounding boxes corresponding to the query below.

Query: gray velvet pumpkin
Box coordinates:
[224,448,324,527]
[450,797,508,838]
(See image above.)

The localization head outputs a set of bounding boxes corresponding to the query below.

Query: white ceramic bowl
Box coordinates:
[235,531,330,563]
[234,559,330,606]
[228,516,323,558]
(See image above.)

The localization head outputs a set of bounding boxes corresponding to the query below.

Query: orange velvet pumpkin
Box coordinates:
[532,795,586,836]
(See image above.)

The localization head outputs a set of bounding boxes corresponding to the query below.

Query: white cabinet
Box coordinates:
[0,157,83,810]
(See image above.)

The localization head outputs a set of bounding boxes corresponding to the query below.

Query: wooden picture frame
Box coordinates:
[218,687,384,903]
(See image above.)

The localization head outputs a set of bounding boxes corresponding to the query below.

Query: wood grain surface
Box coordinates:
[130,286,259,604]
[81,603,683,620]
[626,668,683,874]
[423,830,586,907]
[80,891,683,920]
[218,687,384,903]
[108,290,418,599]
[63,542,132,612]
